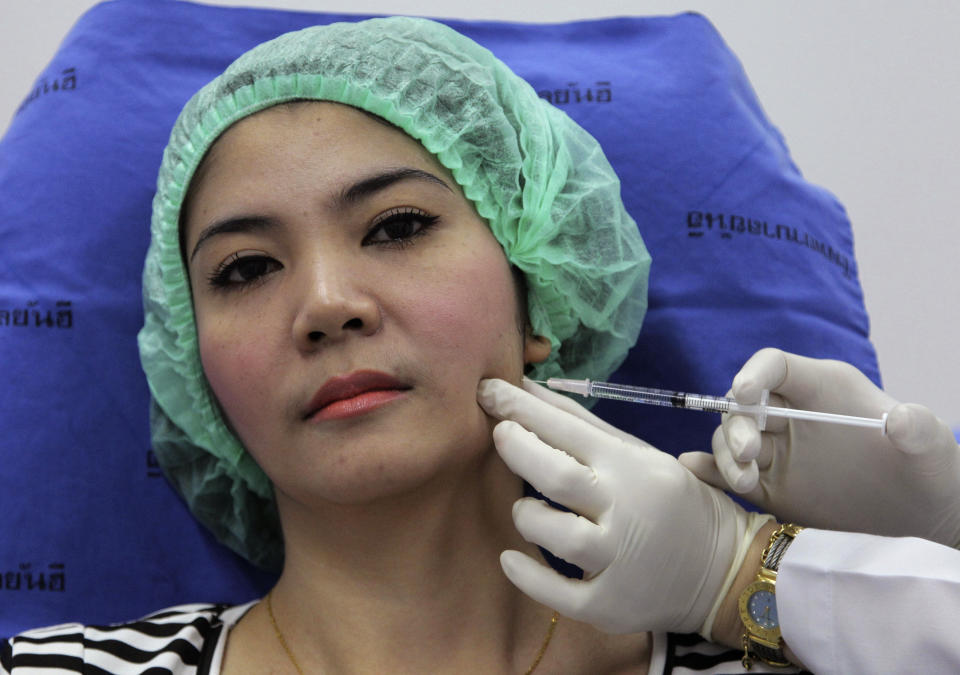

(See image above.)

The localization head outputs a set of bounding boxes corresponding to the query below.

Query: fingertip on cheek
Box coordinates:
[476,376,509,410]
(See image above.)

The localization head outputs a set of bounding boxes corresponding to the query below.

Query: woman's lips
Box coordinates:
[309,389,407,421]
[304,370,410,422]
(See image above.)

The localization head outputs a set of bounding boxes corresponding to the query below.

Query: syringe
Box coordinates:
[539,378,888,434]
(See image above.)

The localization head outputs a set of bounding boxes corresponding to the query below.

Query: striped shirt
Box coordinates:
[2,603,805,674]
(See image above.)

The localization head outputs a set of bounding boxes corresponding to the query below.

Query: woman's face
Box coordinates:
[183,102,548,506]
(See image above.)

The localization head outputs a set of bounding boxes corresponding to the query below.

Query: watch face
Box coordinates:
[747,589,779,629]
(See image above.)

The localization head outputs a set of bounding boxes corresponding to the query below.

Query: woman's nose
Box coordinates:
[292,265,381,350]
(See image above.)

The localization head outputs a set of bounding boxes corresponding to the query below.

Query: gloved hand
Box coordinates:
[477,377,770,637]
[679,348,960,547]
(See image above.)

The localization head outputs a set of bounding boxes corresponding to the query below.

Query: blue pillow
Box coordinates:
[0,0,878,634]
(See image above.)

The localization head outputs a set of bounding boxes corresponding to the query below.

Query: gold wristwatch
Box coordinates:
[738,523,804,670]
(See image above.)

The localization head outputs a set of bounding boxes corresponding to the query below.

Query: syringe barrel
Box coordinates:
[586,381,686,408]
[586,382,735,413]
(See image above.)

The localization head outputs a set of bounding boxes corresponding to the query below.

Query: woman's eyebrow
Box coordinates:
[338,167,453,205]
[190,216,275,263]
[189,169,453,262]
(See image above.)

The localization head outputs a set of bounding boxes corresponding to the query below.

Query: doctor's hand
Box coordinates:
[477,377,770,638]
[679,348,960,548]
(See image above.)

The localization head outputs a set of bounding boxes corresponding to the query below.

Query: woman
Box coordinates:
[3,17,791,674]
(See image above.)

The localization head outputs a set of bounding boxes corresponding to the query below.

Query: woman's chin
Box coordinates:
[279,440,497,510]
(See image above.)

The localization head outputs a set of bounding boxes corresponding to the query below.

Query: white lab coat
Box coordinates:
[778,528,960,674]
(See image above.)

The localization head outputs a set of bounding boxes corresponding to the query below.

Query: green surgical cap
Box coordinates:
[138,16,650,570]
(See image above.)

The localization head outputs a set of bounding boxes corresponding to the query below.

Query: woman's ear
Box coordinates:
[523,327,551,365]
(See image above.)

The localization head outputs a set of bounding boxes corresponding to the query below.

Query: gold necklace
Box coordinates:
[266,590,560,674]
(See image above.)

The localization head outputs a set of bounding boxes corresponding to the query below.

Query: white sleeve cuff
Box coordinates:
[778,528,960,673]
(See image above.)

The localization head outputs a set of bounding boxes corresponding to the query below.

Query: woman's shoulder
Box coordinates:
[1,601,253,674]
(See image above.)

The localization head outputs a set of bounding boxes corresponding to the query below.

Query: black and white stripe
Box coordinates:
[3,604,807,674]
[1,604,227,674]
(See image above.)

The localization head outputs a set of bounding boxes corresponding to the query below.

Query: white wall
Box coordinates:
[3,0,957,425]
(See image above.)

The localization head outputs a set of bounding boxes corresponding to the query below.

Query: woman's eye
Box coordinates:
[364,208,439,247]
[208,252,282,290]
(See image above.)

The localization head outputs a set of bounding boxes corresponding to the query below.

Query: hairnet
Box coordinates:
[138,16,650,570]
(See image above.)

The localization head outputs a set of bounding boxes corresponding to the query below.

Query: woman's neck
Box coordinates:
[268,449,554,672]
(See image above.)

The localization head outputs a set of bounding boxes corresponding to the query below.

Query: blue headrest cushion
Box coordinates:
[0,0,878,633]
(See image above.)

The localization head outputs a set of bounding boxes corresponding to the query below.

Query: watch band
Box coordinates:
[748,638,791,667]
[740,523,804,670]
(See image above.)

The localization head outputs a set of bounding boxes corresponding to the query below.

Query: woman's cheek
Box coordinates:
[198,326,273,433]
[403,264,523,378]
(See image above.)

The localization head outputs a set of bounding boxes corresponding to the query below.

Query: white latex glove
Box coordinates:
[477,377,768,636]
[679,348,960,547]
